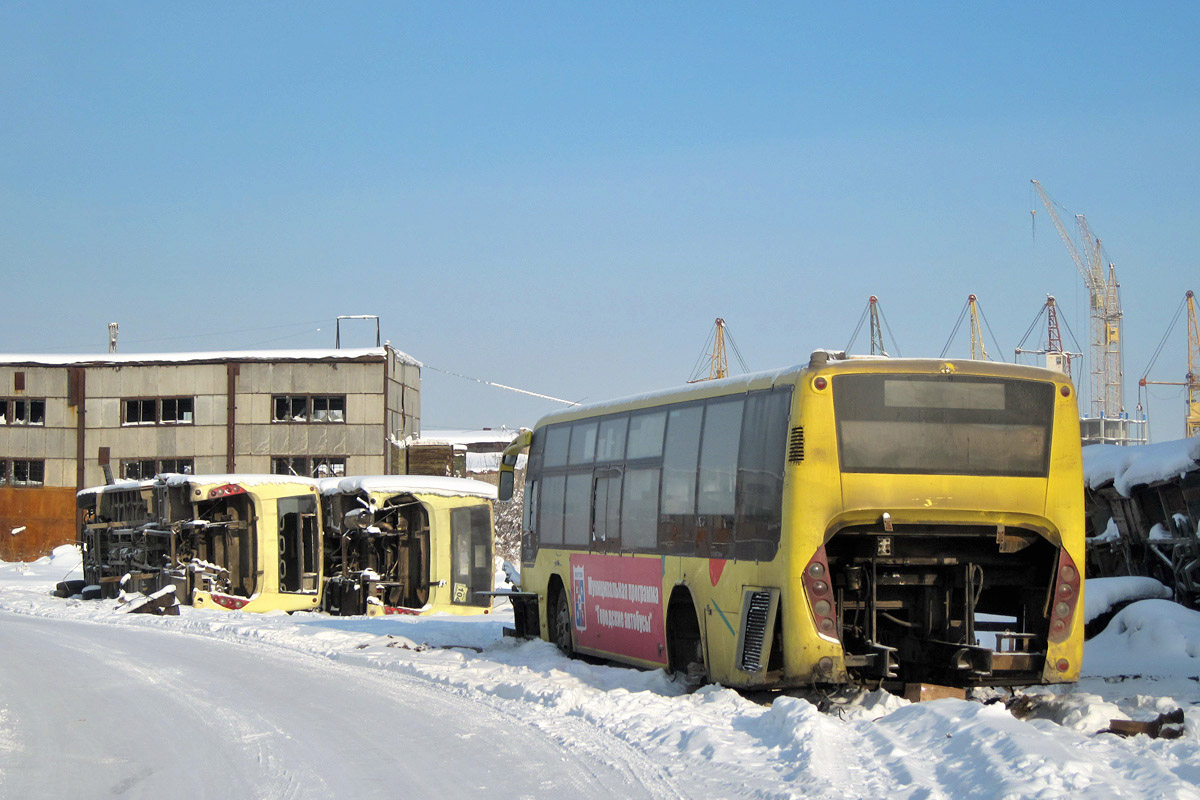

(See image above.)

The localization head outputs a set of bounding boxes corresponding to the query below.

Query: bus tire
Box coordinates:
[550,584,574,656]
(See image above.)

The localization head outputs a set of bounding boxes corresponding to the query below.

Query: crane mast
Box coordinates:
[1031,180,1140,444]
[709,318,729,380]
[1189,290,1200,436]
[868,296,888,356]
[968,294,988,361]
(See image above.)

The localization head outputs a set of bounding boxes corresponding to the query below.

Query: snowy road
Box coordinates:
[3,550,1200,799]
[0,613,668,800]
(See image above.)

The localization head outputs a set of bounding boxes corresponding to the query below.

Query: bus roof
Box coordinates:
[532,354,1071,430]
[318,475,498,501]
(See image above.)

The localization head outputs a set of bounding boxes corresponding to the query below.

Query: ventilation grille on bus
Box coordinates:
[739,590,774,673]
[788,426,805,463]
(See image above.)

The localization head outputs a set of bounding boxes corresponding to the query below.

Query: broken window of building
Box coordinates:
[122,459,158,480]
[160,397,195,424]
[271,455,346,478]
[311,396,346,423]
[11,459,44,486]
[123,398,157,425]
[159,458,194,474]
[273,396,308,422]
[5,398,45,426]
[312,456,346,478]
[272,456,309,477]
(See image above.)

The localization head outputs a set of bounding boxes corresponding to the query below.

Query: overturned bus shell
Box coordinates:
[78,474,323,614]
[318,475,497,616]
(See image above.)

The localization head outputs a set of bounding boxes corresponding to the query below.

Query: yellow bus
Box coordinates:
[319,476,497,616]
[499,352,1084,688]
[80,474,324,613]
[78,474,497,617]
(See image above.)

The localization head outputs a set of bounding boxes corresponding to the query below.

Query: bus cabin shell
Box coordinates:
[78,474,323,614]
[319,476,498,617]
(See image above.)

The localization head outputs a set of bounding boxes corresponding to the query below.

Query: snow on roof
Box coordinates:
[164,474,322,489]
[319,475,498,500]
[1083,437,1200,495]
[77,478,156,498]
[0,346,420,367]
[419,428,523,446]
[77,473,320,499]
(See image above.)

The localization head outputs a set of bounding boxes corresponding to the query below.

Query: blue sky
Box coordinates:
[2,2,1197,439]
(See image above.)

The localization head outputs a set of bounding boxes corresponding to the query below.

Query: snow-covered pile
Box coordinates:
[1085,576,1174,623]
[1083,599,1200,679]
[1084,438,1200,495]
[2,549,1200,798]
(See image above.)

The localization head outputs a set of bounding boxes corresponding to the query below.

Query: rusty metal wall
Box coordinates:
[0,487,77,562]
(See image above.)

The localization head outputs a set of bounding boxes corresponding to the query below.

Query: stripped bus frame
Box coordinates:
[77,473,498,616]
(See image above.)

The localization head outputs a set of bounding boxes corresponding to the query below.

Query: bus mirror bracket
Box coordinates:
[497,429,532,501]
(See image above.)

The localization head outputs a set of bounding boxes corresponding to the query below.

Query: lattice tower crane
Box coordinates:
[1031,180,1126,421]
[1014,296,1080,377]
[968,294,988,361]
[688,318,749,383]
[1140,291,1200,437]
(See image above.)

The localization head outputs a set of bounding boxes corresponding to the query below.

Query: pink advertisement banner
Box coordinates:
[569,553,666,665]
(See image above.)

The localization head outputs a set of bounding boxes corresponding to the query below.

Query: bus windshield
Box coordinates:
[833,373,1055,477]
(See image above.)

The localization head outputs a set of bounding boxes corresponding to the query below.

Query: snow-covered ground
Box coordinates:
[2,549,1200,799]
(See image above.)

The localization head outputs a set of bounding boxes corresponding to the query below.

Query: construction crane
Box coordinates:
[968,294,988,361]
[1139,290,1200,437]
[1031,180,1139,444]
[1014,295,1082,377]
[688,318,749,383]
[844,296,901,356]
[940,294,1001,361]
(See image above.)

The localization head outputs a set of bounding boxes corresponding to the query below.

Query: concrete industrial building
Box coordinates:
[0,346,420,560]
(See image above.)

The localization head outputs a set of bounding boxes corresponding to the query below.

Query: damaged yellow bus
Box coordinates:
[499,352,1085,688]
[318,476,497,616]
[78,473,497,616]
[79,474,324,613]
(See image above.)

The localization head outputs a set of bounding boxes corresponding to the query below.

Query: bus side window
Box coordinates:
[544,425,570,468]
[522,478,537,535]
[539,475,566,545]
[591,468,622,548]
[621,467,659,549]
[698,397,744,557]
[735,387,791,561]
[627,410,667,459]
[563,473,591,546]
[661,405,702,552]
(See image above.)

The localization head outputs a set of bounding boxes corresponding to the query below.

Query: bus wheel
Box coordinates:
[550,587,574,656]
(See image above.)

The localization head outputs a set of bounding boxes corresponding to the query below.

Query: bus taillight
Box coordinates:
[803,547,839,640]
[1048,549,1081,642]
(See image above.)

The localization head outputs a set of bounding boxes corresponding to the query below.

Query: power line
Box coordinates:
[423,364,579,405]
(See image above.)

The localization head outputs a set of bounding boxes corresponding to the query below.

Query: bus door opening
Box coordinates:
[278,495,319,593]
[187,491,257,598]
[450,505,493,605]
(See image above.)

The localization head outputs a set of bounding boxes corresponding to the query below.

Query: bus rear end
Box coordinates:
[790,358,1084,687]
